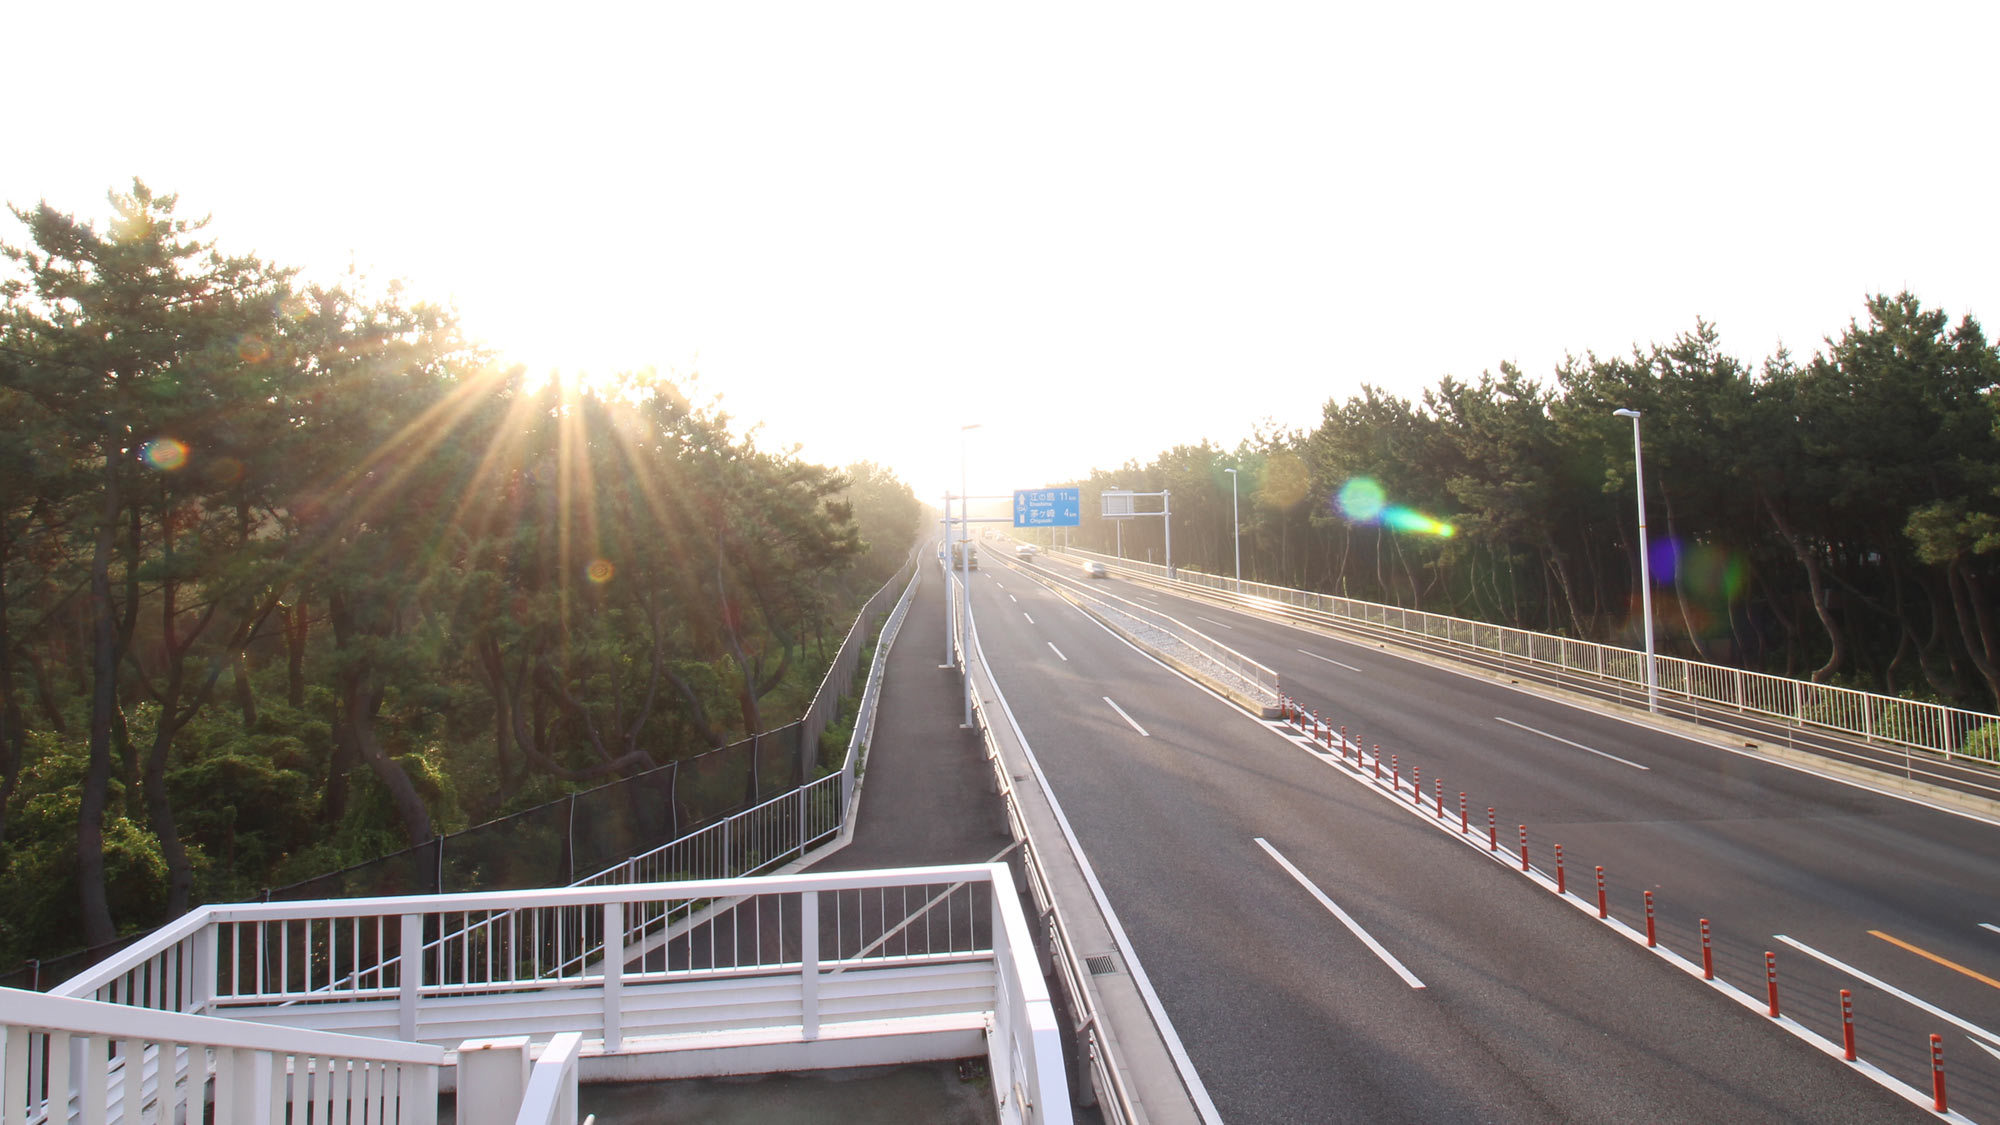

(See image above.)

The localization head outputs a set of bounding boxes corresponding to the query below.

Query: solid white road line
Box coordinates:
[1255,837,1425,989]
[1297,648,1361,672]
[1048,642,1068,662]
[975,635,1225,1124]
[1494,716,1649,770]
[1775,934,2000,1049]
[1195,615,1234,630]
[1104,696,1150,736]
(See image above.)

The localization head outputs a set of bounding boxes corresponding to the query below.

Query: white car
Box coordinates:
[1082,560,1109,578]
[1015,543,1039,557]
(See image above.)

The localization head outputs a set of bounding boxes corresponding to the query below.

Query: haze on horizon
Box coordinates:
[8,2,1996,503]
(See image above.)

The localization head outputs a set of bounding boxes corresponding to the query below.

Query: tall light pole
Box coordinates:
[1613,409,1659,712]
[958,423,980,728]
[1223,467,1241,592]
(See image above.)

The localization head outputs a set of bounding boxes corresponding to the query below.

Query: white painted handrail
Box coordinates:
[515,1031,584,1125]
[2,985,442,1125]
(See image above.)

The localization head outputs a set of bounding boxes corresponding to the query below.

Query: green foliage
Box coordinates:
[0,185,892,969]
[1052,296,2000,714]
[1959,723,2000,763]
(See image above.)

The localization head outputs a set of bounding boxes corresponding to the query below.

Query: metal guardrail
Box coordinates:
[1056,546,2000,768]
[962,596,1138,1125]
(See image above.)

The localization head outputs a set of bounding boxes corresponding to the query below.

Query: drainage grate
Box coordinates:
[1084,953,1121,976]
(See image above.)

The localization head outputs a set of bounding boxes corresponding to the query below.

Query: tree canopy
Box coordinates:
[1053,297,2000,715]
[0,183,917,966]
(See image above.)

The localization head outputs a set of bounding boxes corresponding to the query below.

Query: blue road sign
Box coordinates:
[1014,488,1081,527]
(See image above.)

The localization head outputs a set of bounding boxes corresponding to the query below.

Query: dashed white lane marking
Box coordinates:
[1104,696,1150,736]
[1048,642,1068,662]
[1195,615,1234,630]
[1256,837,1425,989]
[1023,613,1035,625]
[1494,716,1649,771]
[1297,648,1361,672]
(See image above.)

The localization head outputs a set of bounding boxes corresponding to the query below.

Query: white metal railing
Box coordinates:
[48,865,1068,1123]
[1,984,443,1125]
[574,553,923,893]
[965,599,1137,1125]
[1058,546,2000,766]
[514,1031,584,1125]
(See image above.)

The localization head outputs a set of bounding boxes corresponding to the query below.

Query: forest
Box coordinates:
[1053,299,2000,719]
[0,184,923,972]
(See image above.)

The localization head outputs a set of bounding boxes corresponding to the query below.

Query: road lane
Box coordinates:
[970,561,1927,1122]
[1115,572,2000,1117]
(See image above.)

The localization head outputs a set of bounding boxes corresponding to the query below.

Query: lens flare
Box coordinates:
[1338,478,1386,522]
[142,437,189,472]
[1337,477,1454,537]
[236,334,271,363]
[1384,507,1457,537]
[585,558,615,584]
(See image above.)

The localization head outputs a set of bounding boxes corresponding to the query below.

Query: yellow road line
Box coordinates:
[1869,929,2000,991]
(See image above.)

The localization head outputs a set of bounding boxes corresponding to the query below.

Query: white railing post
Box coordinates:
[79,1033,108,1124]
[190,923,214,1014]
[407,1057,441,1125]
[4,1026,29,1121]
[801,890,820,1041]
[459,1036,532,1122]
[602,902,624,1053]
[399,913,423,1041]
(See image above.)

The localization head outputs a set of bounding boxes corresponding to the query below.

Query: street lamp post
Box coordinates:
[958,423,980,728]
[1613,409,1659,712]
[1223,467,1241,592]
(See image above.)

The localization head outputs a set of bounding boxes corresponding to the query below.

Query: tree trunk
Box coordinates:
[340,673,434,848]
[282,603,308,708]
[143,716,194,918]
[0,523,23,846]
[1762,495,1845,683]
[1540,534,1586,638]
[78,448,122,949]
[1944,560,2000,710]
[232,650,257,730]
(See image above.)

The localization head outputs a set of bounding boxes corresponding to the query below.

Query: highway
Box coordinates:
[965,548,1993,1122]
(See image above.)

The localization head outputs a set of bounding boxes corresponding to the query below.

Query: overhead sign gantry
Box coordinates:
[1013,488,1081,527]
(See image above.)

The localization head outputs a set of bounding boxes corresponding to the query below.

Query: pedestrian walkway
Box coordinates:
[808,563,1014,874]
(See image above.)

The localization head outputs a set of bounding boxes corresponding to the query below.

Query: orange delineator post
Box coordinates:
[1766,951,1780,1018]
[1932,1034,1947,1113]
[1840,990,1855,1061]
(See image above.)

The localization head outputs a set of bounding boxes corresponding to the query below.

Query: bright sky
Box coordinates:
[10,2,1997,503]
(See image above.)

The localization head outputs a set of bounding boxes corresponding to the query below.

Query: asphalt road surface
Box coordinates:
[968,556,1985,1123]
